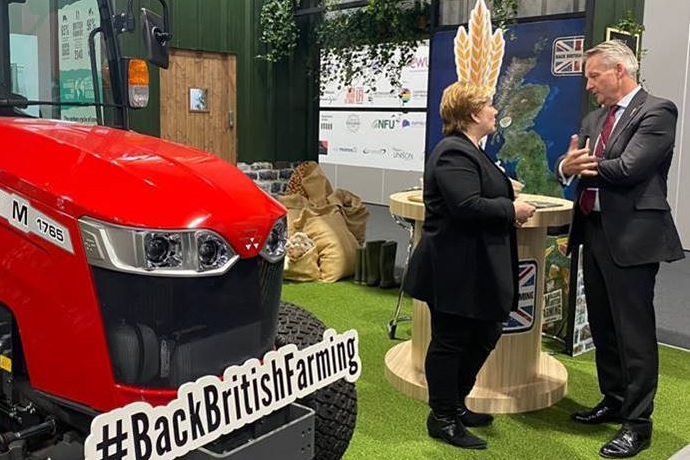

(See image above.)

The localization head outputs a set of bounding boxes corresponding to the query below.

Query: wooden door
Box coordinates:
[160,50,237,164]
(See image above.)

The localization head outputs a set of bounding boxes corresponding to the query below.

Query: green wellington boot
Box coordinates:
[379,241,399,289]
[354,246,365,284]
[364,240,384,287]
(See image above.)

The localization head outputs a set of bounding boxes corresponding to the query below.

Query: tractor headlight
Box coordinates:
[196,231,232,271]
[78,218,239,276]
[259,216,287,263]
[143,232,182,268]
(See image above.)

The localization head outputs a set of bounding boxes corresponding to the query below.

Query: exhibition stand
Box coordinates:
[385,189,573,413]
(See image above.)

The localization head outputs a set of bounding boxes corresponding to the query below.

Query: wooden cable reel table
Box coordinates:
[385,190,573,413]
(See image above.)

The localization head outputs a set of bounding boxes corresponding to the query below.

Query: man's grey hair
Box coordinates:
[585,40,639,80]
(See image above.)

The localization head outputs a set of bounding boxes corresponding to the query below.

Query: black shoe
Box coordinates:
[571,400,621,424]
[457,406,494,427]
[599,424,651,458]
[426,412,487,449]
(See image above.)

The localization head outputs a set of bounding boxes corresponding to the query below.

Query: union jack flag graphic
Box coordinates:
[502,260,538,334]
[552,36,585,76]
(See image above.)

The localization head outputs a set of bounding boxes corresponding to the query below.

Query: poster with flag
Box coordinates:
[427,16,585,200]
[503,259,538,334]
[552,36,585,75]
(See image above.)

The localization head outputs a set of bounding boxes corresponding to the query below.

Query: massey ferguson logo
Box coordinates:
[552,35,585,76]
[240,232,260,251]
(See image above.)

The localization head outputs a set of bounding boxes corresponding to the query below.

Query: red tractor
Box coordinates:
[0,0,356,459]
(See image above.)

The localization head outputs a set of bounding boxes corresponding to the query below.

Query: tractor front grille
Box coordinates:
[91,257,283,388]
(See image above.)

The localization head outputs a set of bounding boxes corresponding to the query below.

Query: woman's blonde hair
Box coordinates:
[440,81,493,136]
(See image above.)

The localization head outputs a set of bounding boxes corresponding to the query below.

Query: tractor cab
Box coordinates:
[0,0,170,128]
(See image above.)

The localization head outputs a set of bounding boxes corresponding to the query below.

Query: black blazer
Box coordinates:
[404,133,519,321]
[558,89,684,266]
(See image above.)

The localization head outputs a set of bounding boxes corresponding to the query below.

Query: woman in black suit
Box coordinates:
[404,81,535,449]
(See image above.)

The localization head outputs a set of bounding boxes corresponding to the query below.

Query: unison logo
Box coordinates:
[391,149,414,161]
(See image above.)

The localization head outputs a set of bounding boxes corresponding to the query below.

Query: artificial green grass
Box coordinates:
[281,281,690,460]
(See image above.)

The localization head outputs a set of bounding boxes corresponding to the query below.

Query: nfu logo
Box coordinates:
[371,116,399,130]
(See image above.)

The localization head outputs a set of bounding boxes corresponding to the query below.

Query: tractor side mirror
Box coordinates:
[140,5,171,69]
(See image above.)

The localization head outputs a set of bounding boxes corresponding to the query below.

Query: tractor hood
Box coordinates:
[0,118,285,258]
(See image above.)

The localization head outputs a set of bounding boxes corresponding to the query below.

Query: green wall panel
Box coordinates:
[582,0,645,112]
[588,0,644,47]
[169,0,248,53]
[118,0,315,164]
[166,0,271,162]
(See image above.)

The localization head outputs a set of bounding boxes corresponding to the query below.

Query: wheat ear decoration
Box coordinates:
[454,28,471,83]
[453,0,506,93]
[485,30,505,92]
[469,0,491,85]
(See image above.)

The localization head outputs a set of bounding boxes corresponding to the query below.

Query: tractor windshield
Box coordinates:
[0,0,125,125]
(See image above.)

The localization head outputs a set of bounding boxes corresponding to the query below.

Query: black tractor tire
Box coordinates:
[276,302,357,460]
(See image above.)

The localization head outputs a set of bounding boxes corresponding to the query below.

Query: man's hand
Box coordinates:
[561,134,599,178]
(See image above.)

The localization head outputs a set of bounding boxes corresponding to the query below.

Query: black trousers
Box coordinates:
[425,308,502,416]
[583,213,659,427]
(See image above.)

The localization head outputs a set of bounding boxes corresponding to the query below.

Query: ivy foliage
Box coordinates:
[316,0,430,93]
[257,0,300,63]
[489,0,519,38]
[257,0,520,93]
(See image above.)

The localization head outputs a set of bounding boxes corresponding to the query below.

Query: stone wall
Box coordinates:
[237,161,298,196]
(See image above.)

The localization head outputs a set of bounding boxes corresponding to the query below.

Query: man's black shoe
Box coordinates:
[426,412,487,449]
[457,405,494,427]
[571,400,621,424]
[599,424,651,458]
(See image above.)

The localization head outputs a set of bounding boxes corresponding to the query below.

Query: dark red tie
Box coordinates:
[579,105,618,215]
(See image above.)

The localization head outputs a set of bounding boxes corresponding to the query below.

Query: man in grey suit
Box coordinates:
[557,40,685,458]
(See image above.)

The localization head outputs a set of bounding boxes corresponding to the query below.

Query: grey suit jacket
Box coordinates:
[558,89,684,266]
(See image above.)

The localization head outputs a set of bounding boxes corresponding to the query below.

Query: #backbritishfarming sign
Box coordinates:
[84,329,361,460]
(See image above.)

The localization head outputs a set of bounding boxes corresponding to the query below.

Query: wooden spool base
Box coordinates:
[385,340,568,414]
[386,191,573,414]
